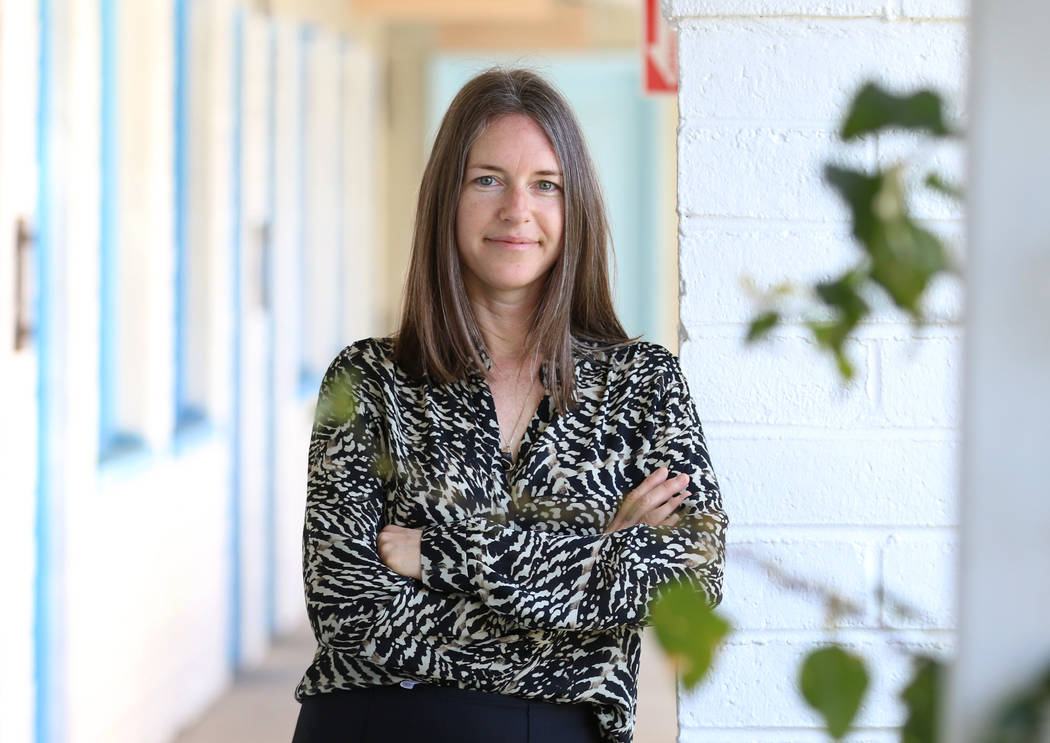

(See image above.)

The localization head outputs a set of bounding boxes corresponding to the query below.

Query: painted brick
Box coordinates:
[877,333,962,428]
[678,633,952,728]
[723,538,875,629]
[678,20,967,123]
[708,434,958,526]
[667,0,888,17]
[680,333,873,426]
[678,126,871,220]
[679,225,855,325]
[881,534,958,629]
[678,728,898,742]
[670,5,967,737]
[679,223,964,327]
[899,0,968,18]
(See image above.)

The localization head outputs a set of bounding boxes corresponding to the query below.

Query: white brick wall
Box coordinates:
[669,2,966,739]
[678,223,963,325]
[680,631,954,729]
[676,20,966,122]
[668,0,888,16]
[678,127,865,221]
[709,434,958,526]
[898,0,968,19]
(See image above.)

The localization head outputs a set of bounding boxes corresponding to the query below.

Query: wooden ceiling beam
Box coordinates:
[353,0,556,23]
[437,6,590,50]
[436,4,638,51]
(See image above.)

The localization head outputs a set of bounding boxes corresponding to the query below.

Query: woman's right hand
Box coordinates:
[603,467,690,534]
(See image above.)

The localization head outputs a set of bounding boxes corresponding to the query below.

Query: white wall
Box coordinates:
[0,0,385,740]
[65,2,231,740]
[666,1,967,739]
[0,2,40,741]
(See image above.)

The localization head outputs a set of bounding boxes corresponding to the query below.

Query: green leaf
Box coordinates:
[746,311,780,342]
[825,165,882,240]
[831,345,856,382]
[315,369,359,426]
[870,222,947,315]
[924,172,964,201]
[901,656,944,743]
[815,270,870,325]
[983,663,1050,743]
[825,165,951,318]
[806,319,859,381]
[372,452,396,481]
[649,580,731,690]
[799,645,870,740]
[841,82,953,140]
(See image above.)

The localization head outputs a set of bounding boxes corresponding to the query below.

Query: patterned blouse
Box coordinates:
[295,336,727,743]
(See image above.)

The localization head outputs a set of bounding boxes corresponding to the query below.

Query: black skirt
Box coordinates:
[291,683,604,743]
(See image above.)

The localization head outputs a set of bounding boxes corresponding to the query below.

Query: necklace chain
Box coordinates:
[500,380,538,454]
[493,355,540,455]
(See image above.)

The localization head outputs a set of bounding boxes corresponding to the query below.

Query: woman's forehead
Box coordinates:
[467,114,561,171]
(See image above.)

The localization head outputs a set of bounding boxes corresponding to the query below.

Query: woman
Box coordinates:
[292,68,726,743]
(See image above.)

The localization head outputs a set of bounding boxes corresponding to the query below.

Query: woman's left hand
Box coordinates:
[377,524,423,580]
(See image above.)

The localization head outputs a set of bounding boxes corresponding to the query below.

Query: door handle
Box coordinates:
[257,221,271,311]
[14,216,35,351]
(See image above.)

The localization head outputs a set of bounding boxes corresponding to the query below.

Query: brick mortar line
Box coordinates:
[676,727,899,730]
[672,14,968,24]
[729,520,957,530]
[702,423,960,439]
[718,628,957,643]
[676,119,851,131]
[680,323,963,335]
[677,209,963,223]
[726,526,959,538]
[676,118,965,131]
[677,216,965,230]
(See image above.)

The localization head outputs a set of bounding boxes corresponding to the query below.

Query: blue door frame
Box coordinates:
[265,15,278,640]
[34,0,56,740]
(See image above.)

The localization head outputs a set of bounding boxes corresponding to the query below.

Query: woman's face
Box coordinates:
[455,114,565,302]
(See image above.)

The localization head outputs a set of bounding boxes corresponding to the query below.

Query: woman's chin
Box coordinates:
[463,268,549,297]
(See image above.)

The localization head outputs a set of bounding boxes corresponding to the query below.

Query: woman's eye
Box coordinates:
[537,180,560,192]
[475,175,497,186]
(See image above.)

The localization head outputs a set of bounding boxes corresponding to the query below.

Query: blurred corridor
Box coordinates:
[166,624,676,743]
[0,1,679,741]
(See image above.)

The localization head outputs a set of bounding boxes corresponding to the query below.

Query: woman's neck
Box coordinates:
[467,287,540,373]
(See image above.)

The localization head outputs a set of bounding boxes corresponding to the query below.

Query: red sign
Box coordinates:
[644,0,678,94]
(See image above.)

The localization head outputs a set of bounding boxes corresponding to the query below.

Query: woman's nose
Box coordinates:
[498,185,530,222]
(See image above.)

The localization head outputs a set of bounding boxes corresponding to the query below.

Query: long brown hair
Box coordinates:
[393,68,629,412]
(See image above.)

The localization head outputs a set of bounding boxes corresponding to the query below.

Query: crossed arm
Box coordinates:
[303,348,727,652]
[377,466,695,580]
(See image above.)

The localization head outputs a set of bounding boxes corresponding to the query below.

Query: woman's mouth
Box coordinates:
[485,237,537,250]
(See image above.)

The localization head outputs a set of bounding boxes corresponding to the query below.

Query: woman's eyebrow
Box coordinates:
[467,163,563,178]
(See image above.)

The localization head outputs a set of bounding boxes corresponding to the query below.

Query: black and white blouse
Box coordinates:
[296,337,727,743]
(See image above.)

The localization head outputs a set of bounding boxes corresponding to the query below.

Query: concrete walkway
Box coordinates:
[169,625,314,743]
[169,625,676,743]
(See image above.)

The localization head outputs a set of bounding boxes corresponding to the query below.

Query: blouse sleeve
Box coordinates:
[302,346,463,653]
[418,355,728,632]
